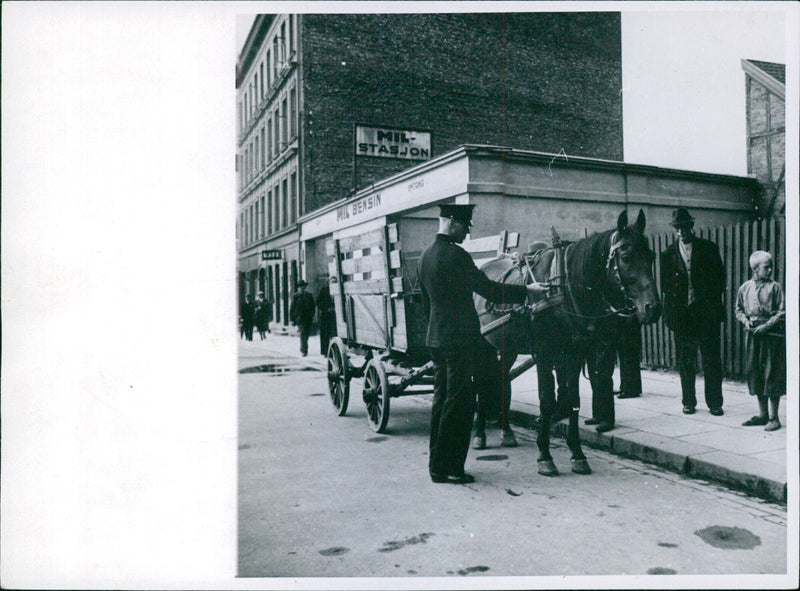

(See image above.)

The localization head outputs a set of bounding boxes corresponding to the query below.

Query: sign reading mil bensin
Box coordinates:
[355,125,431,161]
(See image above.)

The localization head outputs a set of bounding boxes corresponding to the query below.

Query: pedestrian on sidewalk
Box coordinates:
[615,317,643,399]
[241,294,256,342]
[255,293,273,340]
[290,280,316,356]
[316,277,337,355]
[418,203,549,485]
[735,250,785,431]
[660,207,725,416]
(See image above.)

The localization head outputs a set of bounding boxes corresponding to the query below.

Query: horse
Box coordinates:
[474,209,661,476]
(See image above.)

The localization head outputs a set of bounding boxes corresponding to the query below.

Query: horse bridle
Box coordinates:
[602,231,639,318]
[553,232,638,322]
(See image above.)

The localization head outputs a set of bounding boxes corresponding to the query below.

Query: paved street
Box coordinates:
[238,336,788,580]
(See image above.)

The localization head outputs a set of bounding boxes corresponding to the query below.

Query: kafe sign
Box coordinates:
[355,125,431,161]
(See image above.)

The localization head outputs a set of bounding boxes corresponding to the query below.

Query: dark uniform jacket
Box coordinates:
[660,237,725,332]
[418,234,528,348]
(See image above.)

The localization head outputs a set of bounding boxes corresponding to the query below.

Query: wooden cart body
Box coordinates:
[324,217,526,432]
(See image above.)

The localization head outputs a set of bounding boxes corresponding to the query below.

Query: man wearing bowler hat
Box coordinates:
[660,207,726,416]
[418,203,550,484]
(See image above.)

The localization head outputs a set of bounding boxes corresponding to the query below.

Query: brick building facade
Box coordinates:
[742,59,785,218]
[237,13,623,327]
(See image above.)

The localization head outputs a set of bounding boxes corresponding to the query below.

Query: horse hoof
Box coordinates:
[500,431,518,447]
[537,459,559,477]
[472,435,486,450]
[571,459,592,475]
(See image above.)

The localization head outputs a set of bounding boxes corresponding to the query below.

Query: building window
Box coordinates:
[289,172,297,224]
[280,96,287,148]
[254,137,259,176]
[282,177,288,228]
[254,73,258,109]
[267,117,273,162]
[280,21,286,66]
[273,107,280,157]
[238,100,243,134]
[274,183,281,230]
[288,15,294,56]
[260,195,266,238]
[254,200,259,241]
[267,189,275,234]
[260,126,266,169]
[259,62,264,99]
[266,49,271,88]
[290,86,297,139]
[273,36,279,79]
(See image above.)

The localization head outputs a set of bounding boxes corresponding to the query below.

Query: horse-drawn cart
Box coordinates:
[324,219,528,433]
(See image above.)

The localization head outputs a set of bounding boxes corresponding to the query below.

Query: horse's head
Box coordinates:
[606,209,661,324]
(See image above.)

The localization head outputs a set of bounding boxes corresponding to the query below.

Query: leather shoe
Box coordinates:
[742,416,768,426]
[709,407,724,416]
[682,405,696,415]
[595,422,614,433]
[617,392,641,399]
[430,472,475,484]
[584,418,600,425]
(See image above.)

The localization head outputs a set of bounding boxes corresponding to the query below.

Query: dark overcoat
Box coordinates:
[659,237,725,332]
[418,234,528,348]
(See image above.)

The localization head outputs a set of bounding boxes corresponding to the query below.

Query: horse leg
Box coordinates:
[563,357,591,473]
[499,352,518,447]
[472,407,487,450]
[535,363,559,476]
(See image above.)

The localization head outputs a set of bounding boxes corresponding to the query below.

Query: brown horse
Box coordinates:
[474,210,661,475]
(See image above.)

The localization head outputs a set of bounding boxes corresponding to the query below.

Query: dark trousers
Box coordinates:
[298,323,312,355]
[429,344,478,477]
[675,328,723,409]
[618,322,642,395]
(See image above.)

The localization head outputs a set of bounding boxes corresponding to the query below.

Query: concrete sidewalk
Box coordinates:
[240,328,788,504]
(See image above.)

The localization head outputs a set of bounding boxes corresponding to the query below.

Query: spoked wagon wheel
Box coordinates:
[326,338,350,416]
[362,358,391,433]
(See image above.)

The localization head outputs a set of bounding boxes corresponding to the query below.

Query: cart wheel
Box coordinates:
[362,359,390,433]
[326,338,350,416]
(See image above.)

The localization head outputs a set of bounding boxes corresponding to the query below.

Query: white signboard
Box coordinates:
[355,125,431,161]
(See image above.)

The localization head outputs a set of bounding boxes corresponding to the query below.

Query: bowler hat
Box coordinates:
[297,280,308,287]
[439,204,475,227]
[671,207,695,228]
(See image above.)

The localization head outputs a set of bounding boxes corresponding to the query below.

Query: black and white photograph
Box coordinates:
[2,2,799,589]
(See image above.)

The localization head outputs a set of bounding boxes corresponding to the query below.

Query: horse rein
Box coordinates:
[519,233,637,322]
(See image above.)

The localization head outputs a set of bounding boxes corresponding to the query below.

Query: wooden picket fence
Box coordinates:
[642,217,786,379]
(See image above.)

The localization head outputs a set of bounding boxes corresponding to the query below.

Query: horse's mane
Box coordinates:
[567,229,614,294]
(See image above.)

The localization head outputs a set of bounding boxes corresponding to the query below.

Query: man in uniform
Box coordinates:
[418,204,549,484]
[660,207,726,415]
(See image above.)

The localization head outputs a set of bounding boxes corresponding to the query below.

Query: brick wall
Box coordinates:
[300,13,623,214]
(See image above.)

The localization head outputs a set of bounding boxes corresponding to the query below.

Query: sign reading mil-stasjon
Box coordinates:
[356,125,431,161]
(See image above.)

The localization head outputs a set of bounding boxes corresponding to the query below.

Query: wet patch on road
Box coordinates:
[407,569,417,574]
[647,567,677,574]
[308,393,325,396]
[319,546,349,556]
[239,364,318,374]
[458,565,490,575]
[475,454,509,461]
[378,533,434,553]
[505,489,522,497]
[695,526,761,550]
[238,444,251,450]
[365,436,389,443]
[658,542,678,548]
